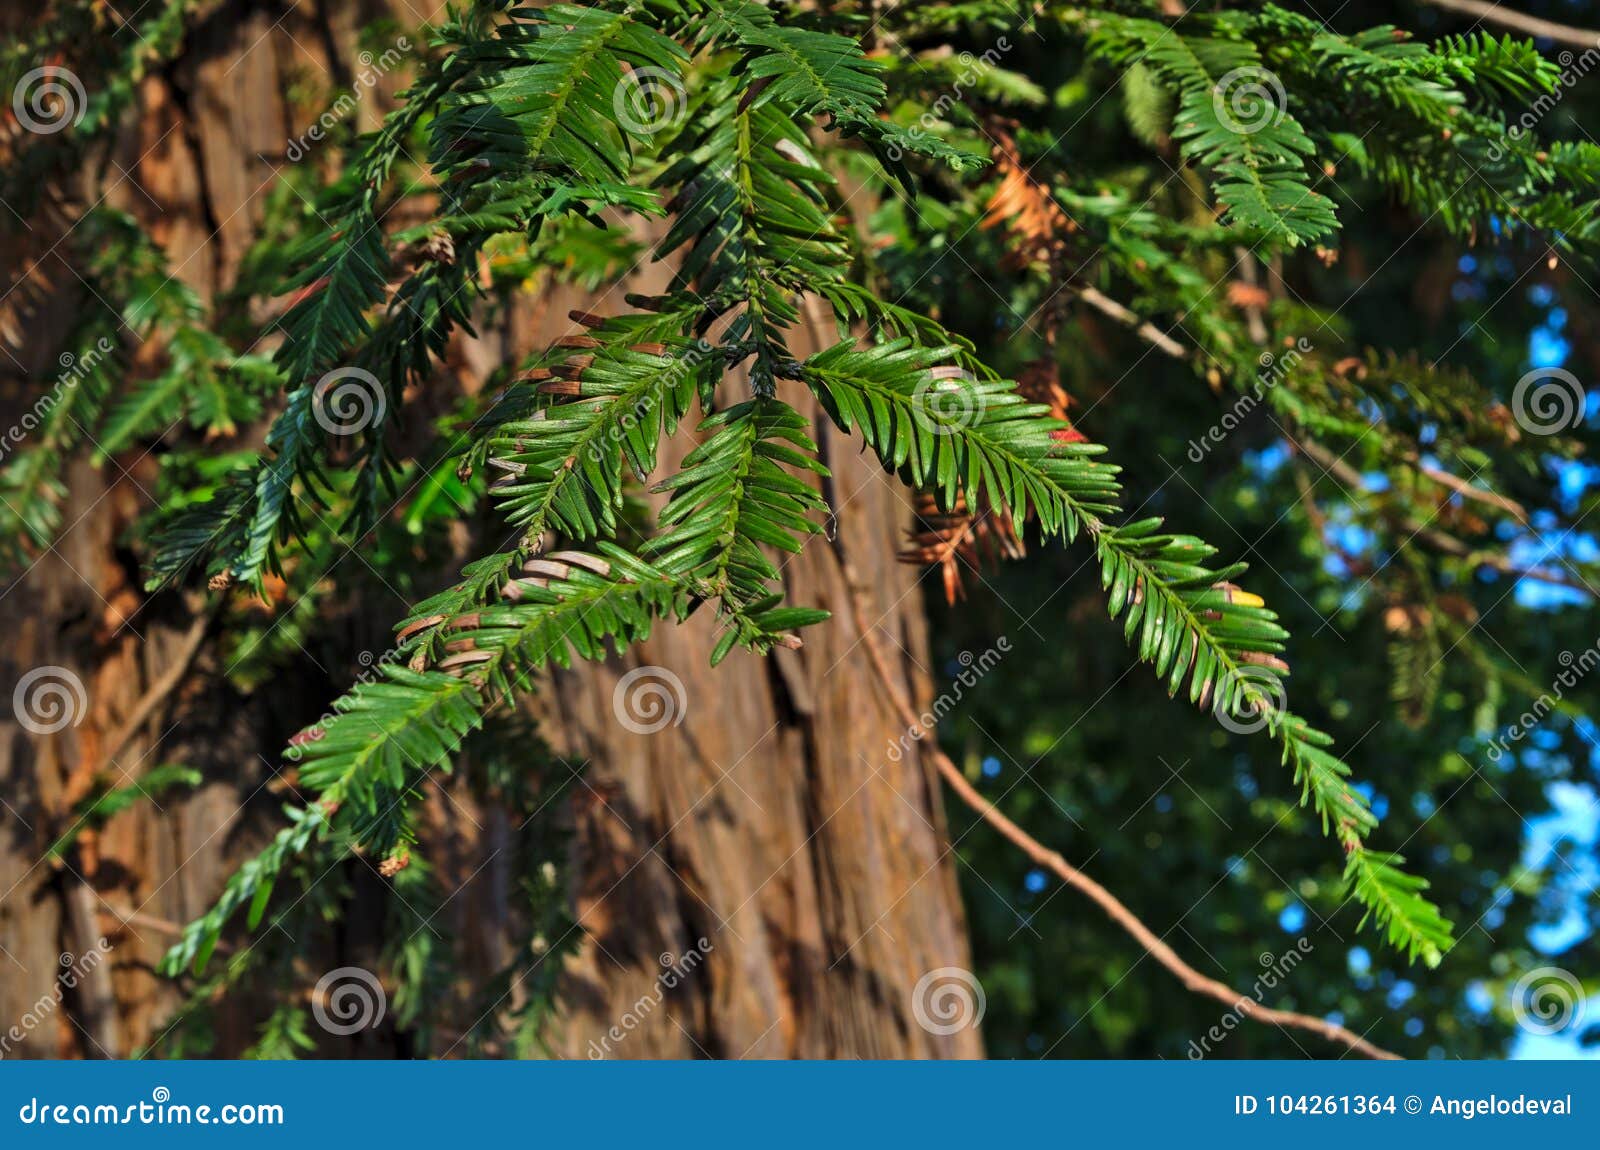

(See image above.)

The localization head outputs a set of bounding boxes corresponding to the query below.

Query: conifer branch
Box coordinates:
[801,339,1452,964]
[831,530,1400,1059]
[105,0,1600,990]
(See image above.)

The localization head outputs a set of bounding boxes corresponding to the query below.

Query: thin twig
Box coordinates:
[1074,285,1189,360]
[104,905,216,944]
[1414,460,1526,518]
[1418,0,1600,49]
[1297,439,1593,595]
[98,613,210,772]
[1234,248,1270,346]
[829,534,1400,1060]
[1083,281,1531,523]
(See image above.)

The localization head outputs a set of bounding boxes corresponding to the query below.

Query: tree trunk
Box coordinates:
[0,0,979,1059]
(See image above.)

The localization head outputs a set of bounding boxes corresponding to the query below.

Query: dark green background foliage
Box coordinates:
[885,1,1600,1058]
[4,0,1598,1057]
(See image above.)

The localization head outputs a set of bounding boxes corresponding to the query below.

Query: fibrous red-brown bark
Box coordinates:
[0,0,979,1059]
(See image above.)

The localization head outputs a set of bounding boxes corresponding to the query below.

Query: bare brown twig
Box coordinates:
[1075,285,1189,360]
[827,533,1401,1060]
[1086,277,1553,584]
[1419,0,1600,50]
[1297,439,1594,595]
[1414,460,1527,518]
[98,613,210,773]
